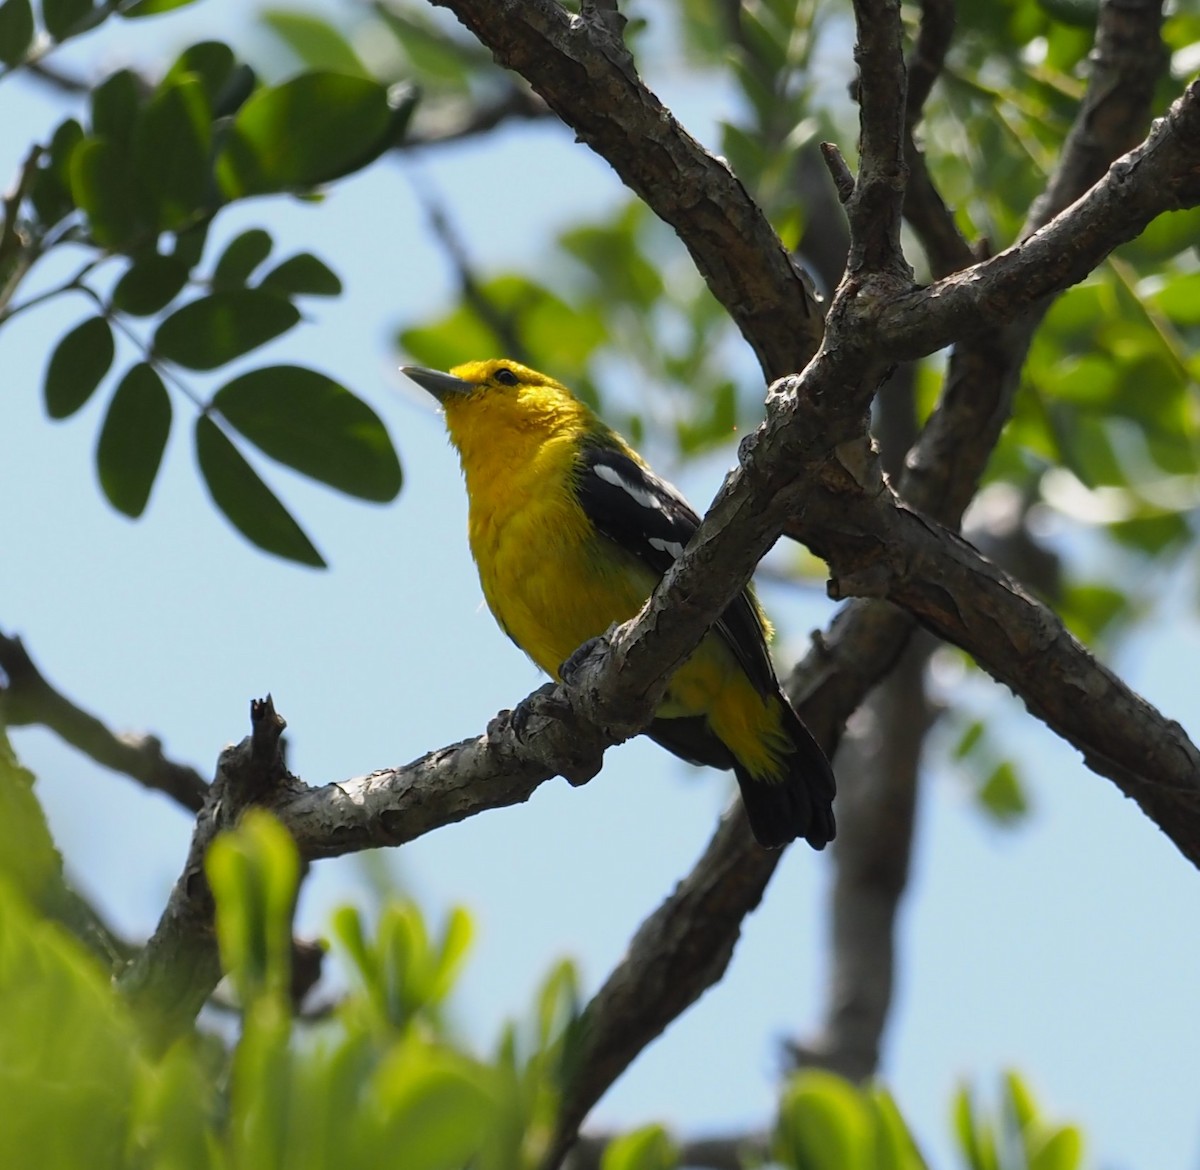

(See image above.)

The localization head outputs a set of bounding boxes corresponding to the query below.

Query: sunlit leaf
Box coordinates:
[260,8,369,76]
[215,71,392,197]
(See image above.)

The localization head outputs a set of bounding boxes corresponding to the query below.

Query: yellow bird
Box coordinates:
[403,359,835,849]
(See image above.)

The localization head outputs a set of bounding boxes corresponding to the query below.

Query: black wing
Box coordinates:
[574,441,777,697]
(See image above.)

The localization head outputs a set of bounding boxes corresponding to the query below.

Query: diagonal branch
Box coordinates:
[430,0,824,379]
[0,630,208,813]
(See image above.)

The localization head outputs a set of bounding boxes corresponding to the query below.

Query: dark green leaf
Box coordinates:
[259,9,369,76]
[44,317,114,419]
[162,39,234,104]
[194,415,324,566]
[213,227,272,287]
[0,0,34,66]
[172,217,210,267]
[213,365,401,500]
[41,0,90,40]
[154,290,299,370]
[69,138,139,247]
[131,73,212,229]
[96,363,171,517]
[215,71,391,197]
[120,0,200,16]
[30,118,82,226]
[258,252,341,297]
[90,69,141,145]
[112,253,189,315]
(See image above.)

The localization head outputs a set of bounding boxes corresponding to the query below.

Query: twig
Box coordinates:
[412,177,531,362]
[432,0,825,379]
[118,696,293,1047]
[0,630,209,812]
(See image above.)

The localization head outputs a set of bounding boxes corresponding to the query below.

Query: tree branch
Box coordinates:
[845,0,911,279]
[875,76,1200,363]
[0,630,208,813]
[430,0,825,378]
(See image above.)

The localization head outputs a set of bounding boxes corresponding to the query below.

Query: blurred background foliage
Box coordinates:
[0,0,1197,1162]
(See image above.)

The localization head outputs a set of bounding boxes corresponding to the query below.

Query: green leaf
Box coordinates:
[90,69,141,144]
[96,363,172,517]
[1028,1126,1084,1170]
[953,1083,999,1170]
[977,761,1028,823]
[213,366,401,501]
[259,252,341,297]
[207,809,300,1007]
[1150,272,1200,326]
[172,217,210,267]
[194,414,324,566]
[69,138,139,247]
[29,118,82,226]
[154,289,299,370]
[215,71,392,197]
[371,1043,496,1170]
[952,718,986,761]
[0,881,139,1169]
[0,731,62,906]
[120,0,200,16]
[601,1126,677,1170]
[213,227,273,287]
[0,0,33,66]
[44,316,114,419]
[260,8,369,76]
[776,1072,871,1170]
[131,73,212,229]
[112,252,189,315]
[162,39,235,106]
[41,0,90,40]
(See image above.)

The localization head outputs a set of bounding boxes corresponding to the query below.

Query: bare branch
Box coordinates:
[0,630,208,813]
[901,0,976,278]
[413,180,532,362]
[400,83,552,148]
[845,0,911,278]
[118,697,294,1045]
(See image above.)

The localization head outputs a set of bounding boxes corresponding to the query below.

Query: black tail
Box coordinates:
[646,699,837,850]
[734,701,836,850]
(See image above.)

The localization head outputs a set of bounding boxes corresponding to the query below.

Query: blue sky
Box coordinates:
[2,4,1198,1168]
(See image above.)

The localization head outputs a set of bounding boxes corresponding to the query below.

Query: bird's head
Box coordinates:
[401,359,591,452]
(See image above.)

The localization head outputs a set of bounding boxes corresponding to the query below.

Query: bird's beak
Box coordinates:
[401,365,474,402]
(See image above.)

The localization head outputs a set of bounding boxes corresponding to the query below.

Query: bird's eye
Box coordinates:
[493,367,519,387]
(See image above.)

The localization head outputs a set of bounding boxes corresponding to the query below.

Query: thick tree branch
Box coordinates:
[430,0,825,379]
[0,630,208,812]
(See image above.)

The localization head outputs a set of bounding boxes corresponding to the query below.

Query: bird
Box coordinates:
[402,358,836,849]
